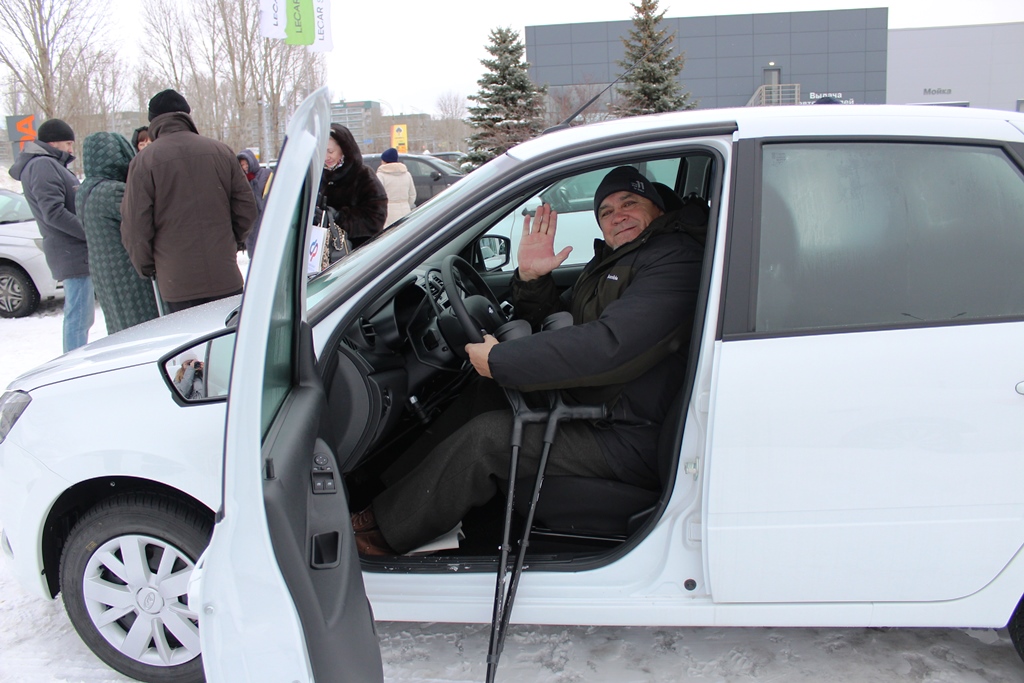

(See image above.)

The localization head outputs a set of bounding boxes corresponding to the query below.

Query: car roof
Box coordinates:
[509,105,1024,163]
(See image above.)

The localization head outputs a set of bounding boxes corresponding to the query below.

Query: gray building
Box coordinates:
[527,8,889,111]
[887,22,1024,112]
[330,100,382,146]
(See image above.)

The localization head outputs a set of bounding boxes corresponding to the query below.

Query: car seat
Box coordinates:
[512,388,688,541]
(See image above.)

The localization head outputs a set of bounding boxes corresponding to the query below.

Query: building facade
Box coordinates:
[887,22,1024,111]
[527,8,889,111]
[527,9,1024,113]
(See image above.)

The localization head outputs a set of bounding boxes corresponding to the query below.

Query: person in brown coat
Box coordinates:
[121,89,258,312]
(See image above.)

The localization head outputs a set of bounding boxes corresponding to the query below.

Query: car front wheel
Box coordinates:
[0,263,40,318]
[60,492,212,683]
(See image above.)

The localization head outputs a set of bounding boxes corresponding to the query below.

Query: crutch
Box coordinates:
[150,277,166,317]
[486,390,606,683]
[485,386,549,683]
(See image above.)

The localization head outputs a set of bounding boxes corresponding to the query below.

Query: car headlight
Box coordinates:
[0,391,31,444]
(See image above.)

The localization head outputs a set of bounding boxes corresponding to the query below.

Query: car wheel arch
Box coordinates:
[41,476,214,597]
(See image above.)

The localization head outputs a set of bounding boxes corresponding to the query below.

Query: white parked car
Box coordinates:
[3,90,1024,683]
[0,188,63,317]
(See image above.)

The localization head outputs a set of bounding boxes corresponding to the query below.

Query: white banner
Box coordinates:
[308,226,328,274]
[308,0,333,52]
[259,0,287,39]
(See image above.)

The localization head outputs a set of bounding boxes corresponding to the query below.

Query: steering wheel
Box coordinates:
[440,254,507,345]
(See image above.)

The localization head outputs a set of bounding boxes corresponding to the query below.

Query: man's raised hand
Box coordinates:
[517,203,572,281]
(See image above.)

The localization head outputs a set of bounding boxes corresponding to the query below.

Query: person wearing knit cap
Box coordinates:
[375,147,417,228]
[122,89,258,312]
[147,89,191,121]
[8,118,94,351]
[350,165,705,556]
[36,119,76,144]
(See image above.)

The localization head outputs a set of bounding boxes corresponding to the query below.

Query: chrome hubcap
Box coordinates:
[0,273,24,313]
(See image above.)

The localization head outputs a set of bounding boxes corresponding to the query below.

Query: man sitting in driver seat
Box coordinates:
[352,166,705,555]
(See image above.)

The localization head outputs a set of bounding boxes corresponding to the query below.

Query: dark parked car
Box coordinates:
[429,151,467,166]
[364,152,464,206]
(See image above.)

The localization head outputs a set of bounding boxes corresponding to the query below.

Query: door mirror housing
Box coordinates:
[471,235,511,271]
[163,332,236,402]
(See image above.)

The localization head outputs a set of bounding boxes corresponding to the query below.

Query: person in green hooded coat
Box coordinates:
[77,132,160,334]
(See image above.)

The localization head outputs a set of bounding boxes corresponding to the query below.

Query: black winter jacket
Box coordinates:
[318,124,387,249]
[489,210,704,488]
[9,140,89,280]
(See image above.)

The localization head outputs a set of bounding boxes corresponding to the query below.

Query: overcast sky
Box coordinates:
[9,0,1024,120]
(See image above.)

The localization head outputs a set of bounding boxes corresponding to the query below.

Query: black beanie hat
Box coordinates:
[381,147,399,163]
[36,118,75,143]
[148,89,191,122]
[593,166,665,220]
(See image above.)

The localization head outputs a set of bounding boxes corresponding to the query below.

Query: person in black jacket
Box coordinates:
[352,166,705,555]
[317,124,387,251]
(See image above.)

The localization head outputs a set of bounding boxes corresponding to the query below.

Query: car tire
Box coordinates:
[59,492,212,683]
[0,263,40,318]
[1010,595,1024,664]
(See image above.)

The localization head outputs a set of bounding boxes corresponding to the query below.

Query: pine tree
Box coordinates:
[464,27,547,169]
[613,0,694,117]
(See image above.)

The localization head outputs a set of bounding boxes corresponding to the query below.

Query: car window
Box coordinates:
[755,142,1024,333]
[0,191,34,223]
[484,157,690,270]
[404,159,436,180]
[431,158,464,175]
[261,197,304,437]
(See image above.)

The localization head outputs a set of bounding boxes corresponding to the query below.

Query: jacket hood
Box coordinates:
[329,123,363,170]
[237,148,261,172]
[376,161,408,174]
[149,111,200,139]
[8,140,73,181]
[81,131,134,182]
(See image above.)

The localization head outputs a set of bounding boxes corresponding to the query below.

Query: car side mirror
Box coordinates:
[473,235,511,272]
[430,171,442,181]
[163,332,236,402]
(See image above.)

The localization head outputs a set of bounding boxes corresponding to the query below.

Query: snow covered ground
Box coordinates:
[2,304,1024,682]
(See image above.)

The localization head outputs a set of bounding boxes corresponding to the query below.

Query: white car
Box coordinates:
[0,188,63,317]
[3,90,1024,683]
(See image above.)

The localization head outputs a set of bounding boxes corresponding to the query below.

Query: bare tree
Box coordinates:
[547,77,609,127]
[141,0,192,91]
[0,0,111,119]
[436,91,466,121]
[136,0,324,156]
[432,91,470,153]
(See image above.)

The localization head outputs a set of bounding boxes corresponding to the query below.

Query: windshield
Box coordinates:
[432,158,464,175]
[305,153,519,311]
[0,191,35,223]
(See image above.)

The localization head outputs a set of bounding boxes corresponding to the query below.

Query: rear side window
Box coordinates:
[755,142,1024,333]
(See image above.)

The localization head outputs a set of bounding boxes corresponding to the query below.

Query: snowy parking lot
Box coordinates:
[2,300,1024,682]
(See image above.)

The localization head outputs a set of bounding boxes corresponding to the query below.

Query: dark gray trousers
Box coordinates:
[372,381,617,554]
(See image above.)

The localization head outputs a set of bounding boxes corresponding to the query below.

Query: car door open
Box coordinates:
[196,88,383,683]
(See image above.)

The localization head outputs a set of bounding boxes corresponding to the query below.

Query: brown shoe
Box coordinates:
[351,506,378,533]
[355,528,394,556]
